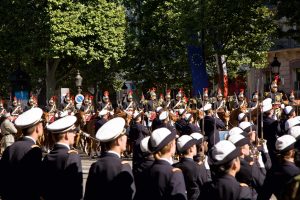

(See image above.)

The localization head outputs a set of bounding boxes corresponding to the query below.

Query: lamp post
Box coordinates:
[271,55,281,75]
[75,70,83,94]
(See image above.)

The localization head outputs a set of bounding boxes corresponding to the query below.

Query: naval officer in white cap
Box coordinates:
[0,108,44,200]
[84,117,135,200]
[139,127,187,200]
[42,116,82,200]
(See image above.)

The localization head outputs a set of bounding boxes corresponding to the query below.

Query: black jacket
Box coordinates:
[0,137,43,200]
[42,144,83,200]
[84,152,136,200]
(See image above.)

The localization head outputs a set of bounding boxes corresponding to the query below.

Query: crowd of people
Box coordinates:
[0,76,300,200]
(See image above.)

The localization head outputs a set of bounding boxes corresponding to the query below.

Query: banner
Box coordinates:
[187,45,209,96]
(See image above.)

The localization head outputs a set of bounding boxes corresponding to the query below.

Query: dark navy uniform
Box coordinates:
[258,161,300,200]
[203,115,225,149]
[42,144,83,200]
[0,137,42,200]
[151,116,162,131]
[261,116,281,165]
[176,118,188,136]
[173,157,209,200]
[141,159,187,200]
[84,152,136,200]
[95,118,108,133]
[201,174,244,200]
[129,122,150,143]
[182,123,201,135]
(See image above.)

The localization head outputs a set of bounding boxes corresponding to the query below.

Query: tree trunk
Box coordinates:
[45,58,60,100]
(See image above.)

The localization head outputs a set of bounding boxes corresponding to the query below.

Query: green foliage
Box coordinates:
[46,0,126,67]
[123,0,276,90]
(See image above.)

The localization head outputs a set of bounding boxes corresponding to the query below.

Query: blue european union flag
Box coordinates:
[187,45,209,96]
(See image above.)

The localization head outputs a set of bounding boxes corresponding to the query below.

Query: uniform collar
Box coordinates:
[24,136,36,144]
[107,150,121,158]
[158,157,173,165]
[56,142,70,150]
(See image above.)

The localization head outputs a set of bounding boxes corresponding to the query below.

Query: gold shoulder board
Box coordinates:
[172,168,182,173]
[31,144,40,148]
[68,150,78,154]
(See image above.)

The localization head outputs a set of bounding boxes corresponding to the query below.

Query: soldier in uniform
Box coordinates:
[201,140,250,200]
[182,113,201,135]
[234,89,247,109]
[0,100,7,116]
[215,88,226,110]
[61,93,76,114]
[123,90,137,112]
[80,95,94,114]
[140,128,187,200]
[174,135,210,200]
[202,88,210,107]
[288,90,297,106]
[163,89,172,110]
[42,116,83,200]
[202,103,225,150]
[269,76,283,105]
[95,109,110,133]
[259,135,300,200]
[24,94,38,111]
[171,89,185,110]
[84,117,135,200]
[97,91,113,112]
[146,88,158,112]
[44,96,58,123]
[249,91,259,109]
[0,108,44,200]
[8,97,23,117]
[130,110,150,145]
[0,113,17,151]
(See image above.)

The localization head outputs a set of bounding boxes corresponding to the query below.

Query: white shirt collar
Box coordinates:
[25,136,36,144]
[56,142,70,150]
[107,150,121,158]
[159,157,173,165]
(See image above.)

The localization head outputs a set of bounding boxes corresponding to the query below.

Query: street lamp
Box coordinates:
[270,55,281,75]
[75,70,83,94]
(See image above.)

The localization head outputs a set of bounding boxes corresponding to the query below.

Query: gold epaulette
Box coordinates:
[31,144,40,148]
[68,149,78,154]
[240,183,249,187]
[172,168,182,173]
[121,161,130,165]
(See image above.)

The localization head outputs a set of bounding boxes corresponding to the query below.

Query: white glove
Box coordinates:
[257,153,265,168]
[204,156,210,170]
[262,140,268,153]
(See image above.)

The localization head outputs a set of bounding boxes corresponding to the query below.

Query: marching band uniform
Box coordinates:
[84,117,136,200]
[42,116,82,200]
[0,108,44,200]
